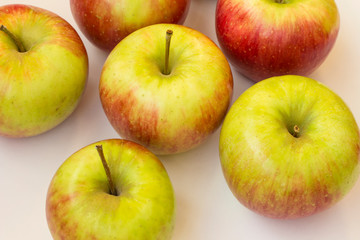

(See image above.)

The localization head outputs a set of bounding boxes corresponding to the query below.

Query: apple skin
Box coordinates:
[219,75,360,219]
[46,139,175,240]
[99,24,233,155]
[0,4,88,138]
[70,0,190,51]
[216,0,340,82]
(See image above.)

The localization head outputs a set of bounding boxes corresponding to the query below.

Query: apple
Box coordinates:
[219,75,360,219]
[70,0,190,51]
[215,0,340,82]
[99,23,233,155]
[0,4,88,138]
[46,139,175,240]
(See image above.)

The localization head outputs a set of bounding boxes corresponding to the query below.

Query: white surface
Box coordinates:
[1,0,360,239]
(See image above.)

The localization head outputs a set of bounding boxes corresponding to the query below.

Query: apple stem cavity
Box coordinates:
[275,0,286,3]
[0,25,26,53]
[96,145,118,196]
[164,29,173,75]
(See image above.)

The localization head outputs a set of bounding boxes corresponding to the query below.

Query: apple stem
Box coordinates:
[96,145,118,196]
[164,29,173,75]
[0,25,26,53]
[293,125,300,138]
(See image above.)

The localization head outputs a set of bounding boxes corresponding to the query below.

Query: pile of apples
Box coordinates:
[0,0,359,239]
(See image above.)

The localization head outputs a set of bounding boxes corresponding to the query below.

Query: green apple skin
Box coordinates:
[219,75,360,219]
[70,0,190,51]
[216,0,340,82]
[100,24,233,155]
[46,139,175,240]
[0,4,88,138]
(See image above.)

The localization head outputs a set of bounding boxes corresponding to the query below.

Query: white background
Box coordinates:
[1,0,360,239]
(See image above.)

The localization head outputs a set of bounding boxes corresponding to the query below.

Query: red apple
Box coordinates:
[70,0,190,51]
[215,0,340,82]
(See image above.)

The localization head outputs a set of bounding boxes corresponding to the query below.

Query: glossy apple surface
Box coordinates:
[216,0,340,81]
[46,139,175,240]
[0,4,88,138]
[219,75,360,219]
[100,23,233,155]
[70,0,190,51]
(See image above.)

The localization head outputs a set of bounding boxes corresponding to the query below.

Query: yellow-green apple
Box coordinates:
[219,75,360,219]
[215,0,340,82]
[0,4,88,138]
[46,139,175,240]
[99,24,233,155]
[70,0,190,51]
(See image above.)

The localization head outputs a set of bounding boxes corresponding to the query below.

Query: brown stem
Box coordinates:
[96,145,118,196]
[164,29,173,75]
[0,25,26,52]
[293,125,300,138]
